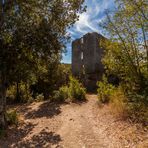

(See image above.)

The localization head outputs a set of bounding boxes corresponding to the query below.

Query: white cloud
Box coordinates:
[69,0,115,36]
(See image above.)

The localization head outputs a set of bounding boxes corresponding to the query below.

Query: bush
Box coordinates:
[53,76,86,102]
[69,76,86,101]
[35,94,44,102]
[6,110,19,125]
[126,94,148,125]
[6,85,16,102]
[97,76,115,103]
[110,87,128,118]
[53,86,69,102]
[7,82,33,103]
[109,87,148,125]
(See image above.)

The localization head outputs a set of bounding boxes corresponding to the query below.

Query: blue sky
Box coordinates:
[62,0,115,64]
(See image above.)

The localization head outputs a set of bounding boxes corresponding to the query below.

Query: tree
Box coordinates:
[31,61,71,100]
[0,0,85,128]
[100,0,148,94]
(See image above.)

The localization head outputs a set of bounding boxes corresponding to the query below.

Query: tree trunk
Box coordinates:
[25,82,29,100]
[16,81,20,102]
[0,74,7,129]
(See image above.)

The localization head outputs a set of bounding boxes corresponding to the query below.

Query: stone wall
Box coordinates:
[72,32,106,91]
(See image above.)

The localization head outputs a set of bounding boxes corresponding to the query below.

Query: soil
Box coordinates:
[0,94,147,148]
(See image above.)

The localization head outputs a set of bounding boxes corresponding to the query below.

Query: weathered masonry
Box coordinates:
[72,32,105,91]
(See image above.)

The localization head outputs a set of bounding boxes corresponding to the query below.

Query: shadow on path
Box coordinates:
[24,101,62,119]
[0,122,36,147]
[0,122,62,147]
[14,129,62,148]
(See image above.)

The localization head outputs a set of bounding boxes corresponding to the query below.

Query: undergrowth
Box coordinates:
[6,109,19,126]
[0,128,5,138]
[97,76,115,103]
[97,77,148,125]
[0,110,19,138]
[53,76,86,102]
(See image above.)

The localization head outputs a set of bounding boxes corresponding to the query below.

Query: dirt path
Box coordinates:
[0,94,147,148]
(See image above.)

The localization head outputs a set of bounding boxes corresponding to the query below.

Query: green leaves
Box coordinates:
[97,76,115,103]
[101,0,148,93]
[53,76,86,102]
[0,0,85,86]
[69,76,86,101]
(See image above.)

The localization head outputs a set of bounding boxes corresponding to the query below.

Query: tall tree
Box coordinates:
[0,0,85,128]
[100,0,148,93]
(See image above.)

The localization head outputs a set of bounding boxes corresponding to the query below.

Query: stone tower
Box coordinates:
[72,32,105,91]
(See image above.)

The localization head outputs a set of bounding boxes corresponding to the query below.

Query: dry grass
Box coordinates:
[110,88,128,119]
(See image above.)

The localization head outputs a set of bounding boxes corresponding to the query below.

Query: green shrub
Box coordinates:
[53,86,69,102]
[126,94,148,125]
[110,87,148,125]
[7,85,16,102]
[35,94,44,102]
[6,110,19,125]
[7,82,33,103]
[69,76,86,101]
[53,76,86,102]
[97,76,115,103]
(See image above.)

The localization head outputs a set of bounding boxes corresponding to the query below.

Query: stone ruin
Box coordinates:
[72,32,106,91]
